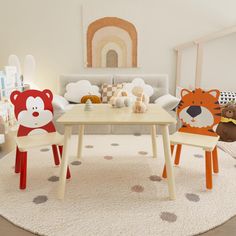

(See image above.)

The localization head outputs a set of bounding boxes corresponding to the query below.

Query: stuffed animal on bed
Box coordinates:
[216,103,236,142]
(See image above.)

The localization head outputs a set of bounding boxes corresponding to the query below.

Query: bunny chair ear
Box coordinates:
[8,55,22,76]
[24,55,36,84]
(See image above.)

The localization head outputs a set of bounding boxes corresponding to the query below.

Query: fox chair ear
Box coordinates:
[43,89,53,101]
[10,90,21,105]
[207,89,220,99]
[181,89,191,98]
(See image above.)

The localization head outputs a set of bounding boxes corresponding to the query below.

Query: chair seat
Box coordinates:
[170,132,219,151]
[16,132,64,152]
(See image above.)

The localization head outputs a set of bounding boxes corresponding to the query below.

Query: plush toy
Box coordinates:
[81,93,101,104]
[10,89,55,137]
[132,87,148,113]
[109,89,132,108]
[216,103,236,142]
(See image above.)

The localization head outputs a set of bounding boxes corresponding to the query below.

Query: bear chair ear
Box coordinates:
[207,89,220,99]
[10,90,21,105]
[43,89,53,101]
[181,89,191,98]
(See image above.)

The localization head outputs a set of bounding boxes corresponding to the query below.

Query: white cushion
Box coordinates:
[52,95,69,111]
[64,80,101,103]
[154,94,180,111]
[122,78,154,98]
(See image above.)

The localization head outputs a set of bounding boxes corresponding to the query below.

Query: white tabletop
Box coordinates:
[56,104,177,125]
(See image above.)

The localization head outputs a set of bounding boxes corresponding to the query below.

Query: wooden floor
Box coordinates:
[0,132,236,236]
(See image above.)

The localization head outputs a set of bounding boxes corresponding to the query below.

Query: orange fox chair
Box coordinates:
[162,88,221,190]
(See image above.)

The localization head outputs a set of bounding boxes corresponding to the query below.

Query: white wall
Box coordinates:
[180,33,236,92]
[0,0,236,94]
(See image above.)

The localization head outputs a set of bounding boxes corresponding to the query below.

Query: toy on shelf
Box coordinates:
[0,54,35,101]
[0,68,23,100]
[216,102,236,142]
[132,86,148,113]
[0,98,16,131]
[109,89,132,108]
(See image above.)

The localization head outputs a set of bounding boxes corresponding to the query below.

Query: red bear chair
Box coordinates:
[10,89,71,189]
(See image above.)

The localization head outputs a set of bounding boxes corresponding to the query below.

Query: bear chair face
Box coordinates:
[178,88,221,131]
[10,89,54,129]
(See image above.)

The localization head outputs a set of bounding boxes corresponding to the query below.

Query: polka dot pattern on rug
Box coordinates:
[33,195,48,204]
[194,154,203,158]
[185,193,200,202]
[149,175,162,182]
[160,212,177,223]
[71,161,82,166]
[138,151,148,155]
[48,176,59,182]
[104,156,113,160]
[111,143,119,146]
[40,148,50,152]
[131,185,144,193]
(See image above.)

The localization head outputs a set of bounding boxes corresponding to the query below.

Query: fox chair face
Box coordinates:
[177,88,221,136]
[10,89,56,136]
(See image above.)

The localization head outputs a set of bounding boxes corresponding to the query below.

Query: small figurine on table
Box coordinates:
[84,99,94,111]
[132,87,149,113]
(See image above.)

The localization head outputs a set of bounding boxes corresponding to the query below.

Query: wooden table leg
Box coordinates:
[161,125,176,200]
[77,125,84,159]
[151,125,157,158]
[58,125,72,200]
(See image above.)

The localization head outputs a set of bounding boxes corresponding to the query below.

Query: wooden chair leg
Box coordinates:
[20,152,27,190]
[162,145,175,178]
[58,146,71,179]
[205,151,212,189]
[174,144,182,165]
[212,147,219,173]
[15,146,21,173]
[52,145,60,166]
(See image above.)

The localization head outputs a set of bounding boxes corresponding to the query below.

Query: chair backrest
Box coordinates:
[177,88,221,136]
[10,89,56,137]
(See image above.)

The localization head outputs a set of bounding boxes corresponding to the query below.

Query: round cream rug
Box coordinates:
[0,135,236,236]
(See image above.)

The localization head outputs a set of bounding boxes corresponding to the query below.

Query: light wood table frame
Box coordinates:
[57,104,177,200]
